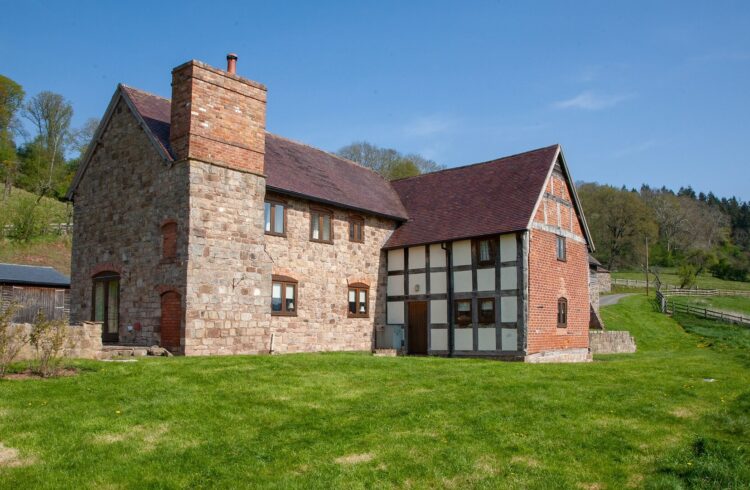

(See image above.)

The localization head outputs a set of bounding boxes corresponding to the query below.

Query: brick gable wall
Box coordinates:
[526,169,590,354]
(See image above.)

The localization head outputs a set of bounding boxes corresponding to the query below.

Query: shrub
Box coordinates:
[28,310,69,377]
[0,303,28,377]
[678,264,697,289]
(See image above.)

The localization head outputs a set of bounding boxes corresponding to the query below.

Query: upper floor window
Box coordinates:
[557,297,567,328]
[478,298,495,324]
[455,299,472,326]
[556,235,566,262]
[348,283,369,318]
[161,221,177,259]
[349,215,364,243]
[475,238,495,266]
[272,275,297,316]
[264,200,286,236]
[310,208,333,243]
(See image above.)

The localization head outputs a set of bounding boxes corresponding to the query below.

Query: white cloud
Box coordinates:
[554,91,634,111]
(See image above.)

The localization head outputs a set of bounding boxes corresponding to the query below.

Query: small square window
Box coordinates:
[556,235,566,261]
[478,298,495,324]
[348,285,369,318]
[272,277,297,316]
[310,209,333,243]
[475,239,495,266]
[349,216,364,243]
[454,299,472,326]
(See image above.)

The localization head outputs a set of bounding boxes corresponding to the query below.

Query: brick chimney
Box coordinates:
[169,56,267,175]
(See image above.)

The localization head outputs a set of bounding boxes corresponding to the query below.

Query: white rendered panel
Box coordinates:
[430,272,447,294]
[453,270,473,293]
[388,249,404,271]
[387,301,404,324]
[500,266,517,290]
[387,275,404,296]
[409,273,426,295]
[452,240,472,266]
[431,328,448,351]
[430,299,447,324]
[477,268,495,291]
[501,296,517,323]
[500,234,517,262]
[478,328,496,351]
[455,328,473,351]
[429,244,446,268]
[409,246,426,269]
[501,328,518,351]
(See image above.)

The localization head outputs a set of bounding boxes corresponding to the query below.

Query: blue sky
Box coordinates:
[1,1,748,199]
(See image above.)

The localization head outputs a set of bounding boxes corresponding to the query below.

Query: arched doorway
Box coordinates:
[160,291,182,351]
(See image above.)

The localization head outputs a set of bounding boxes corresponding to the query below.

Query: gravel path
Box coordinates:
[600,293,634,307]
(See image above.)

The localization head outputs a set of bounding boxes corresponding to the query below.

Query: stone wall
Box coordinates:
[264,193,396,353]
[589,330,636,354]
[14,321,103,361]
[182,161,273,355]
[69,97,189,345]
[598,271,611,293]
[527,168,590,355]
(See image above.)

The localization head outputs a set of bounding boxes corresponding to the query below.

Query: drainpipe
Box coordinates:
[442,242,454,357]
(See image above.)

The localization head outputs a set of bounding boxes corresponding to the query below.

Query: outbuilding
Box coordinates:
[0,263,70,323]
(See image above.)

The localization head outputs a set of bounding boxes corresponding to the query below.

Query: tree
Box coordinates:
[23,91,73,198]
[0,75,25,200]
[337,141,444,180]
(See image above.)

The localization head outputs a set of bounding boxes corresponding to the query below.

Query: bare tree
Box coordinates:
[23,91,73,199]
[337,141,444,180]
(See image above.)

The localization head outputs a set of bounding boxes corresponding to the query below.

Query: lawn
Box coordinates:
[1,296,749,488]
[612,268,750,291]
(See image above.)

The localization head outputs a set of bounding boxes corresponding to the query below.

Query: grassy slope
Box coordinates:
[612,268,750,291]
[0,187,72,275]
[0,296,748,488]
[678,295,750,316]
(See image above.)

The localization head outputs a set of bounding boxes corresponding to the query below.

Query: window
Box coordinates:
[161,221,177,259]
[454,299,472,326]
[348,283,369,317]
[475,238,495,266]
[557,298,567,328]
[478,298,495,324]
[349,215,364,243]
[264,200,286,236]
[556,235,566,261]
[271,275,297,316]
[310,208,333,243]
[92,272,120,341]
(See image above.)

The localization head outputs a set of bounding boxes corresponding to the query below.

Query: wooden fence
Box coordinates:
[1,223,72,237]
[655,290,750,327]
[615,278,750,297]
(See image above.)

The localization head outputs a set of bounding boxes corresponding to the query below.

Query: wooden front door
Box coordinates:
[407,301,428,355]
[160,291,182,351]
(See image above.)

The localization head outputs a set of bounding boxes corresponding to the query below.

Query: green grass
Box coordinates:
[1,296,748,488]
[613,268,750,291]
[0,236,72,275]
[677,295,750,317]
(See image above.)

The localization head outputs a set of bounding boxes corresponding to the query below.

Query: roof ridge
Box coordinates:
[391,144,560,183]
[265,133,395,185]
[119,84,170,101]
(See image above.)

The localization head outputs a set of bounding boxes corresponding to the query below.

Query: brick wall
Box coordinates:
[70,97,189,345]
[264,193,396,353]
[527,168,590,354]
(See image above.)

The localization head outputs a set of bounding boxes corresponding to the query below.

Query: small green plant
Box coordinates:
[28,310,69,377]
[0,303,28,377]
[677,263,697,289]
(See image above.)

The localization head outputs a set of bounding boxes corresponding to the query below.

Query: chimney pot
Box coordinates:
[226,53,238,74]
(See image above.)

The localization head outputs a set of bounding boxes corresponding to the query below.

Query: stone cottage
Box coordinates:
[66,55,595,362]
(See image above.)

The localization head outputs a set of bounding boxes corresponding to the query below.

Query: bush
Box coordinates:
[678,264,697,289]
[0,303,28,377]
[28,311,69,377]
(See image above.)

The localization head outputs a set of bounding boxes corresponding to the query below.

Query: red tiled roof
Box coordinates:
[383,145,560,249]
[116,85,566,248]
[120,86,408,220]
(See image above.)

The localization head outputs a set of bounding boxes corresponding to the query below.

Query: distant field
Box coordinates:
[612,268,750,291]
[0,237,71,275]
[677,295,750,316]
